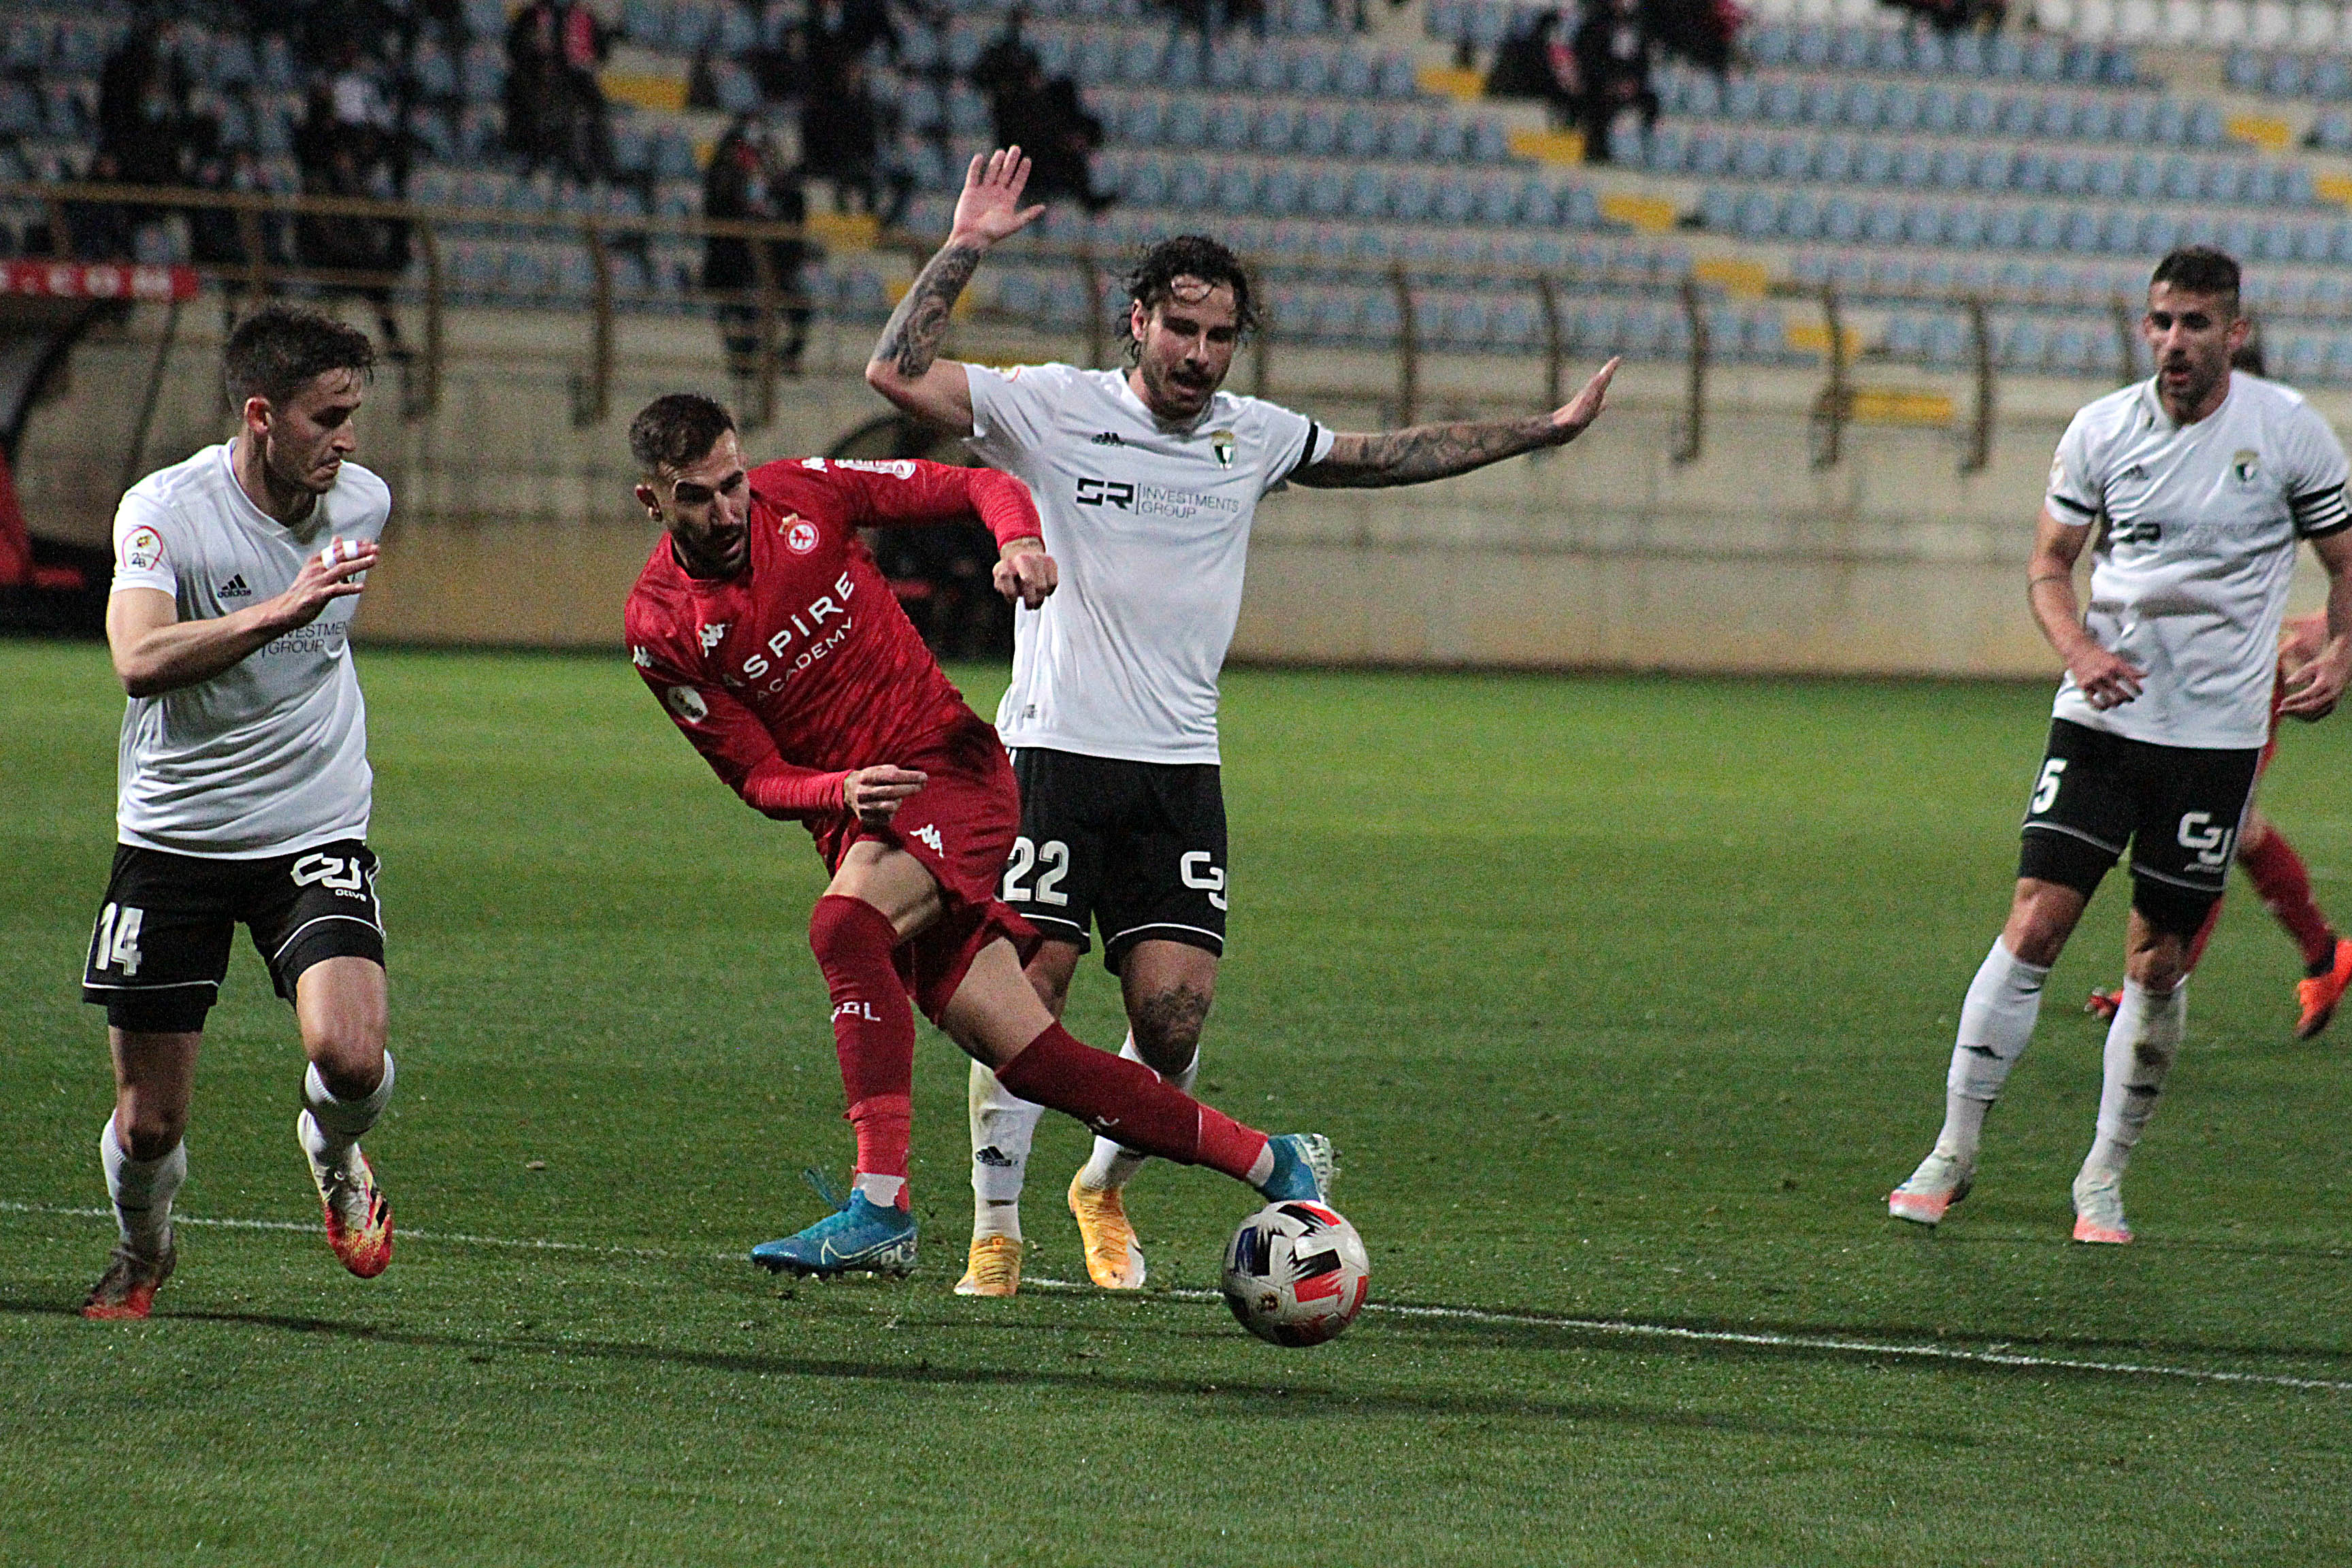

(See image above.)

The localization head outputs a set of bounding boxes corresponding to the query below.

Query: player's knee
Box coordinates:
[1132,983,1211,1073]
[118,1101,187,1160]
[808,892,890,967]
[305,1029,386,1101]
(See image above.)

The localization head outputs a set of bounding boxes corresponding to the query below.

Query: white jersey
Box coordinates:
[109,442,389,857]
[2044,374,2349,749]
[966,362,1333,764]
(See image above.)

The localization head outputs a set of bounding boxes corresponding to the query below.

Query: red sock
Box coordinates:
[808,894,915,1205]
[995,1022,1271,1184]
[2239,828,2338,970]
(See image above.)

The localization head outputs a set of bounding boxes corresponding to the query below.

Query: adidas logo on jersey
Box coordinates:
[912,824,944,853]
[1090,431,1124,446]
[218,574,252,598]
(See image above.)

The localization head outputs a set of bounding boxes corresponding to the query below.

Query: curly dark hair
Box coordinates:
[1123,235,1259,361]
[629,393,736,475]
[222,305,374,410]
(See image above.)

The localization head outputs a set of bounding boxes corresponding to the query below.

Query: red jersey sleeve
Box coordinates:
[630,639,849,821]
[785,456,1043,546]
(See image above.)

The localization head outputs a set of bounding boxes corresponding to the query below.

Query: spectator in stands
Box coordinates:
[506,0,611,180]
[800,55,909,225]
[970,6,1043,108]
[1883,0,2006,33]
[293,81,409,354]
[1646,0,1735,78]
[703,112,816,384]
[1486,10,1580,129]
[1572,0,1658,164]
[987,57,1111,214]
[806,0,900,78]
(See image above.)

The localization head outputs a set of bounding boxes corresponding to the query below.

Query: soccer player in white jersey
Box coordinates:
[78,305,397,1318]
[865,148,1619,1295]
[1889,247,2352,1245]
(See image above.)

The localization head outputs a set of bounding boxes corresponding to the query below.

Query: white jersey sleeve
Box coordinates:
[111,490,180,596]
[2044,406,2108,528]
[967,361,1085,474]
[1254,404,1333,498]
[2278,401,2351,538]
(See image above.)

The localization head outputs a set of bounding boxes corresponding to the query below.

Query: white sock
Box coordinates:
[1937,939,2050,1160]
[1077,1031,1197,1191]
[101,1115,185,1255]
[968,1058,1045,1237]
[2082,977,2185,1179]
[300,1052,395,1167]
[1244,1141,1276,1190]
[852,1172,907,1210]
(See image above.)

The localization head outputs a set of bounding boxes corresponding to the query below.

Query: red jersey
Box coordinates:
[625,456,1041,824]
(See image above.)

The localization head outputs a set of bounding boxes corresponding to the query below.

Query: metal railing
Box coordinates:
[5,176,2143,474]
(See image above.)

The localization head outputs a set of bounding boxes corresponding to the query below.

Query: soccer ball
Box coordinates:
[1220,1200,1371,1348]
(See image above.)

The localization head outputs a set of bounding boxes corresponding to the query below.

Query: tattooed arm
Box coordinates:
[865,146,1045,432]
[1294,356,1621,489]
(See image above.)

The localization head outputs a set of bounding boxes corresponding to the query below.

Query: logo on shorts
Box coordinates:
[2178,811,2234,870]
[665,685,708,724]
[291,853,366,892]
[1210,429,1235,469]
[783,516,819,554]
[122,525,164,571]
[911,823,944,853]
[2234,449,2261,484]
[698,622,729,650]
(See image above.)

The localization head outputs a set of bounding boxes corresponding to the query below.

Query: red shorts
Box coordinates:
[817,713,1036,1022]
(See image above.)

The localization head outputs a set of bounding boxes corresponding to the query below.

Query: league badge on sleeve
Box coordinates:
[122,525,165,570]
[664,685,710,724]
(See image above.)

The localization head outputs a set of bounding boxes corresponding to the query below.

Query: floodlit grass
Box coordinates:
[4,640,2351,1566]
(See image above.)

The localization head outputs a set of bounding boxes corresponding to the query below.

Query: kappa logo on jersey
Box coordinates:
[911,823,944,853]
[291,853,366,892]
[1090,431,1125,446]
[698,621,730,650]
[2234,448,2261,483]
[1075,476,1136,509]
[217,573,252,598]
[664,685,709,723]
[1211,429,1235,469]
[122,525,165,571]
[631,644,653,668]
[783,516,820,554]
[834,459,917,478]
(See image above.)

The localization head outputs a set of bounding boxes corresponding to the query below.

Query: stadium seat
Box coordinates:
[1262,164,1304,216]
[1782,191,1823,240]
[1861,198,1904,244]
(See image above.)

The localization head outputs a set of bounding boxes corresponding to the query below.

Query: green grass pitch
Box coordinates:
[5,640,2351,1566]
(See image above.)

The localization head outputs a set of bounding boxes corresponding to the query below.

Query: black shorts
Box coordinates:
[2016,719,2261,938]
[1004,748,1227,973]
[81,840,387,1032]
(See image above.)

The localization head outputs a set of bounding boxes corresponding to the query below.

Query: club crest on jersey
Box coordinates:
[1210,429,1235,469]
[2234,449,2260,483]
[698,621,730,650]
[664,685,708,724]
[122,525,164,570]
[783,516,819,554]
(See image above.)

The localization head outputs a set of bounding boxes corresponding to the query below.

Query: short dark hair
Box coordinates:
[223,305,374,408]
[629,393,736,475]
[1124,235,1259,359]
[2151,246,2241,314]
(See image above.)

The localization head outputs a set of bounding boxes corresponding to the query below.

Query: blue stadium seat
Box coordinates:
[1392,169,1437,223]
[1732,135,1771,179]
[1687,127,1729,177]
[1771,136,1815,180]
[1301,165,1342,216]
[1292,46,1332,95]
[1207,99,1256,152]
[1861,197,1904,244]
[1855,141,1893,185]
[1762,80,1801,125]
[1298,105,1337,157]
[1946,203,1987,248]
[1895,144,1931,188]
[1646,122,1690,174]
[1902,201,1947,246]
[1959,88,1996,135]
[1733,190,1780,240]
[1466,119,1507,162]
[462,41,504,101]
[1973,146,2015,192]
[2294,218,2334,264]
[1164,98,1205,146]
[1814,136,1855,184]
[1254,103,1298,153]
[1214,162,1261,214]
[1822,194,1861,242]
[1927,315,1969,366]
[2062,209,2102,253]
[1381,110,1430,161]
[1171,157,1211,209]
[1343,166,1385,218]
[1262,164,1303,216]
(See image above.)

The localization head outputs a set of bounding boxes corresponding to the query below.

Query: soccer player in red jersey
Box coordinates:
[621,393,1334,1276]
[2086,612,2352,1037]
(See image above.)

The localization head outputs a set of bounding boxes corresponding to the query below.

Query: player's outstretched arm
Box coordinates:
[1294,357,1619,489]
[108,541,376,698]
[2025,506,2145,710]
[864,147,1044,434]
[2281,527,2352,719]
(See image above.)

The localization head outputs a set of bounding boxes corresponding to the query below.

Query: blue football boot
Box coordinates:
[751,1171,918,1278]
[1257,1133,1337,1204]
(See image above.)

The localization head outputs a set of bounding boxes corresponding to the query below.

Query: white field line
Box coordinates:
[9,1199,2349,1392]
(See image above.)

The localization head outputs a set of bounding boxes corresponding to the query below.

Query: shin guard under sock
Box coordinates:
[808,894,917,1207]
[994,1022,1269,1183]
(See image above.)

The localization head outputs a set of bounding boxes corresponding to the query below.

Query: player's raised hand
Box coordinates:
[1548,356,1621,442]
[843,765,928,826]
[992,537,1058,608]
[2279,634,2351,720]
[948,148,1046,249]
[272,537,378,629]
[2067,643,2147,710]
